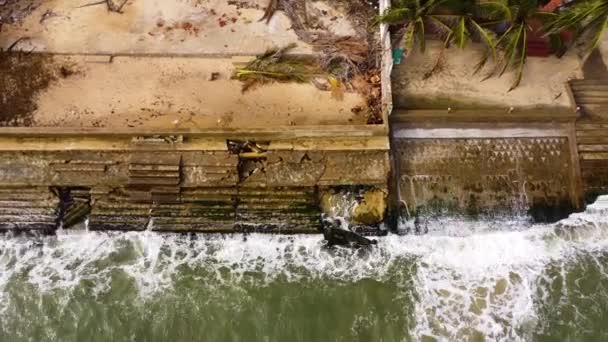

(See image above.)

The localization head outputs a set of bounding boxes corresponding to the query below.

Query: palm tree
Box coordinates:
[376,0,499,77]
[425,0,500,76]
[375,0,447,55]
[431,0,498,51]
[544,0,608,54]
[476,0,555,91]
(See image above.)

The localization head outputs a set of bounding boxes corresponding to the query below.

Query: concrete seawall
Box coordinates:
[1,0,607,233]
[390,110,582,221]
[0,128,390,233]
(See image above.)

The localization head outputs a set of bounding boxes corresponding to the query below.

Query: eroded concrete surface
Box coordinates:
[0,53,370,128]
[0,148,390,232]
[394,136,576,221]
[0,0,356,55]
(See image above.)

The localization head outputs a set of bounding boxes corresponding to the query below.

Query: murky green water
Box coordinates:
[0,201,607,342]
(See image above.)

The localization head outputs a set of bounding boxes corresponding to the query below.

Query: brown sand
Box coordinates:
[0,0,356,56]
[19,55,369,129]
[393,41,584,109]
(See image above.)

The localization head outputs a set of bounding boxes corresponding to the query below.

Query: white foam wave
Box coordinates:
[0,197,606,340]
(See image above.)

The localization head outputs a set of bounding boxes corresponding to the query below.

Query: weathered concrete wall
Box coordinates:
[391,111,580,222]
[394,137,574,221]
[389,39,608,221]
[0,137,390,233]
[0,150,389,188]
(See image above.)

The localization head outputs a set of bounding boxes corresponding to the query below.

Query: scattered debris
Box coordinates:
[228,140,269,182]
[227,140,267,155]
[39,9,58,24]
[209,72,220,81]
[0,52,58,126]
[0,0,42,28]
[254,0,383,122]
[78,0,128,13]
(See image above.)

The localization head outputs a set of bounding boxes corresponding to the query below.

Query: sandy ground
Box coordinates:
[0,0,356,55]
[393,41,584,109]
[0,0,374,129]
[16,55,368,128]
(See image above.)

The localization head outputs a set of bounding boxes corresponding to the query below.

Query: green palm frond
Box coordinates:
[375,0,446,54]
[477,0,553,90]
[470,20,497,59]
[378,0,563,90]
[545,0,608,54]
[374,8,412,25]
[476,1,513,22]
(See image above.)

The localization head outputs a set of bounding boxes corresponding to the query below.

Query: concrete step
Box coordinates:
[0,187,59,231]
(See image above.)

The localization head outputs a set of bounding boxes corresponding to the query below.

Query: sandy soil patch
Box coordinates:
[0,0,356,55]
[1,54,369,128]
[393,41,584,109]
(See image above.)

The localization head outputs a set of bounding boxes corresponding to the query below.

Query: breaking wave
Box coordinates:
[0,197,607,341]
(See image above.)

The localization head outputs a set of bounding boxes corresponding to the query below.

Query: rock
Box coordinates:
[319,187,388,226]
[352,188,387,225]
[322,218,377,248]
[319,189,356,218]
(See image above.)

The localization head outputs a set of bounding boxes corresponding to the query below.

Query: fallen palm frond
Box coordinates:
[255,0,380,118]
[233,43,343,97]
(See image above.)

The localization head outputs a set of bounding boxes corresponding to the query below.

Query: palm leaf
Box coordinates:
[477,1,512,22]
[470,19,497,60]
[416,17,426,53]
[499,24,524,77]
[375,8,411,25]
[402,22,417,53]
[428,15,455,41]
[589,14,608,52]
[510,27,527,91]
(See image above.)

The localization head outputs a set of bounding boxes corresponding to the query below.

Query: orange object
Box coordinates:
[542,0,563,12]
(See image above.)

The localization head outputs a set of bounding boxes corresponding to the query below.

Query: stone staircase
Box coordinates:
[570,79,608,118]
[571,79,608,198]
[127,153,182,203]
[150,188,237,232]
[60,188,91,229]
[236,188,321,232]
[576,123,608,198]
[0,187,59,231]
[87,186,322,232]
[88,188,152,231]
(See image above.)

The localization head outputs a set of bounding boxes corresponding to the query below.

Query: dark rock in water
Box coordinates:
[322,219,377,248]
